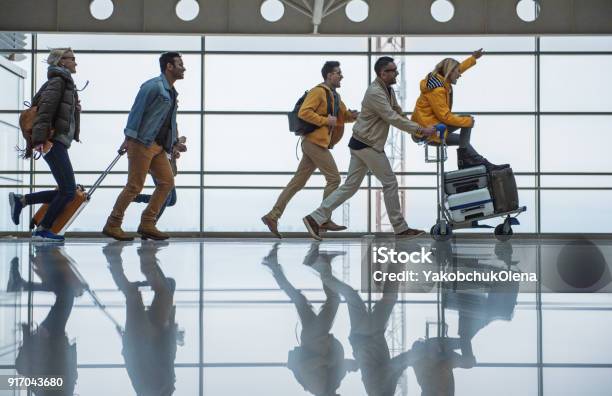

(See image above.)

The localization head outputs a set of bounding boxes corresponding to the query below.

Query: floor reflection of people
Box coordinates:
[313,240,420,396]
[411,336,473,396]
[443,241,519,362]
[7,245,82,395]
[411,240,521,395]
[103,241,178,396]
[262,242,357,396]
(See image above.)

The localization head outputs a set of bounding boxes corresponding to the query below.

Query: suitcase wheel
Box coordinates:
[494,221,513,242]
[431,223,453,241]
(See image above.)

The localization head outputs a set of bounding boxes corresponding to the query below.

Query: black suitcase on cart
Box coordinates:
[489,167,519,213]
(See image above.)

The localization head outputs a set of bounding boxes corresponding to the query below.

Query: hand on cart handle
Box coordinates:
[420,126,437,138]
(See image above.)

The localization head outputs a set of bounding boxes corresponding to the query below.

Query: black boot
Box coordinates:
[480,158,510,172]
[457,148,484,169]
[457,148,508,171]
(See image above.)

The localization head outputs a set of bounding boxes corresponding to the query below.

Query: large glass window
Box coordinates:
[1,34,610,233]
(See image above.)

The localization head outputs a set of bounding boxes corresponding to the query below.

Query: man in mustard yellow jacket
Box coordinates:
[262,61,358,238]
[411,49,505,171]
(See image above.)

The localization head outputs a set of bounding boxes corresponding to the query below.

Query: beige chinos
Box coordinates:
[266,139,340,221]
[309,146,409,234]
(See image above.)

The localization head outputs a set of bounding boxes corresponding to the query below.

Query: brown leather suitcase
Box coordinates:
[30,151,125,235]
[31,186,89,235]
[489,167,519,213]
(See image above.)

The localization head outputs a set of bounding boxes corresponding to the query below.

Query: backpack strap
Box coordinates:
[32,77,67,107]
[318,85,333,116]
[31,81,48,107]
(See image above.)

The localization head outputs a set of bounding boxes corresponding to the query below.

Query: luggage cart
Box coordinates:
[424,125,527,242]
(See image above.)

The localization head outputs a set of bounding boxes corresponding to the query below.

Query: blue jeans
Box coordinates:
[25,142,76,229]
[133,176,177,220]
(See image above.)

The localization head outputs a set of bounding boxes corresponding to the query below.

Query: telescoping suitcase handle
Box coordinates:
[87,147,127,199]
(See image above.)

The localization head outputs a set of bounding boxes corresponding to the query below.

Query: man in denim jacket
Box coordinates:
[103,52,185,241]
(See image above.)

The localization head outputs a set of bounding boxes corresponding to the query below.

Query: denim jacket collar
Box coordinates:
[159,73,179,97]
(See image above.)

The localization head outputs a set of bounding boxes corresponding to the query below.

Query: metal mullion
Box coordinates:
[367,37,372,233]
[365,50,612,56]
[199,242,204,396]
[8,169,612,175]
[536,37,542,235]
[2,362,611,369]
[537,240,544,396]
[204,50,612,56]
[535,36,544,396]
[11,185,612,191]
[9,169,612,176]
[200,36,205,234]
[204,50,368,56]
[79,110,201,114]
[537,112,612,116]
[5,109,611,116]
[8,47,612,56]
[204,110,286,115]
[27,34,37,396]
[28,33,37,230]
[16,49,205,55]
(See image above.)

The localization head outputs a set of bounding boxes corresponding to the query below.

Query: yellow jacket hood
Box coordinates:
[419,72,449,94]
[411,56,478,142]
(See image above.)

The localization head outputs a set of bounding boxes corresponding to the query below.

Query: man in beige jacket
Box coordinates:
[303,57,435,240]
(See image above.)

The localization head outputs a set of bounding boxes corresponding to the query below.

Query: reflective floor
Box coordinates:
[0,237,611,396]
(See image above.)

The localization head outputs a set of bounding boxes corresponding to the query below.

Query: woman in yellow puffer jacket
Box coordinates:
[411,49,506,171]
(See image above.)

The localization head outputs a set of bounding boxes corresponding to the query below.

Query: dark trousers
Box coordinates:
[40,287,75,336]
[25,142,76,229]
[446,126,480,157]
[133,176,177,220]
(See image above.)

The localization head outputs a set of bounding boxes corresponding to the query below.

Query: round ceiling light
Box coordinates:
[176,0,200,21]
[345,0,369,23]
[516,0,540,22]
[431,0,455,23]
[90,0,114,20]
[260,0,285,22]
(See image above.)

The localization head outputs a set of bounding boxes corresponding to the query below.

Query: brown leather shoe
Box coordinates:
[303,215,322,241]
[261,215,282,239]
[137,223,169,241]
[320,220,347,232]
[102,223,134,241]
[395,228,425,238]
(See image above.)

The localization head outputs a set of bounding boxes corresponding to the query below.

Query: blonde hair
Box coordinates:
[432,58,460,81]
[46,47,73,66]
